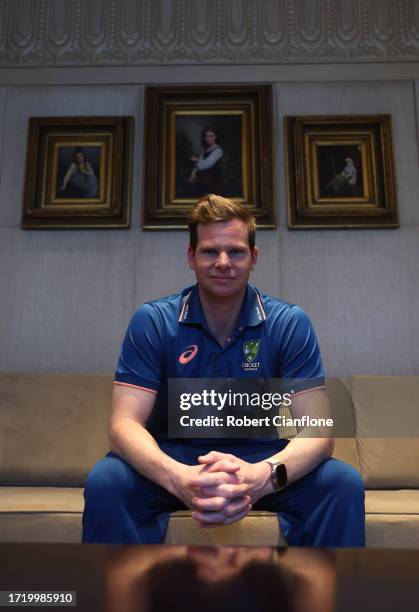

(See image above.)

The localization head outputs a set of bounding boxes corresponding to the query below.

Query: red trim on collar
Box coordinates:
[256,291,267,321]
[178,291,192,322]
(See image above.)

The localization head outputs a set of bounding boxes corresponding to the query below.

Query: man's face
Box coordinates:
[187,219,258,299]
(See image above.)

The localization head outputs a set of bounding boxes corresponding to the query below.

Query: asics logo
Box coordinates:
[178,344,198,364]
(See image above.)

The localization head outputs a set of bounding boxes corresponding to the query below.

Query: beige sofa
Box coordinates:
[1,373,418,547]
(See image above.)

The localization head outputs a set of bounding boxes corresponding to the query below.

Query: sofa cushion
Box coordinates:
[0,487,84,512]
[351,376,419,488]
[7,489,417,517]
[0,514,82,543]
[165,511,286,546]
[0,486,84,543]
[326,378,359,470]
[366,515,419,548]
[326,378,356,436]
[276,379,359,471]
[0,489,285,545]
[365,490,419,548]
[3,487,419,548]
[365,490,419,514]
[332,438,359,470]
[0,373,111,486]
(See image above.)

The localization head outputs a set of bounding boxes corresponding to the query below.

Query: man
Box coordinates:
[83,195,365,546]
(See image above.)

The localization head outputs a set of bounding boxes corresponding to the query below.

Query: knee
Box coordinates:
[84,454,135,504]
[320,459,365,503]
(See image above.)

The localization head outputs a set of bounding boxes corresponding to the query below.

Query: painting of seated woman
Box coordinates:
[56,146,100,200]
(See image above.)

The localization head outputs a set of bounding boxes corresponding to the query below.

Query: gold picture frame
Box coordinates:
[21,116,133,229]
[142,85,276,229]
[285,115,399,229]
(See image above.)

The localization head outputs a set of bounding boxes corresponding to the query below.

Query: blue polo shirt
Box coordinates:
[114,284,324,440]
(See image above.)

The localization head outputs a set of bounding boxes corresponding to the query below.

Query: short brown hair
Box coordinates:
[188,194,256,251]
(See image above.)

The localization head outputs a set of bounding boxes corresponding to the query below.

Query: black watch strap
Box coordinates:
[266,460,287,491]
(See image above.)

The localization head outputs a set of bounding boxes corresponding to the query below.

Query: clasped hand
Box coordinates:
[178,451,270,528]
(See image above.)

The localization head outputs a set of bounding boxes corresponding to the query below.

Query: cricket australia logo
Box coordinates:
[242,340,260,371]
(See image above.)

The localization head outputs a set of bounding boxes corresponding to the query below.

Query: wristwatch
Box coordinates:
[266,460,287,491]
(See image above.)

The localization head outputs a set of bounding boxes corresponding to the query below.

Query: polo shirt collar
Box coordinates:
[241,284,267,326]
[179,284,267,327]
[178,285,203,324]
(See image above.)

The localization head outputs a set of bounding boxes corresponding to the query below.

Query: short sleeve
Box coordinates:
[114,304,162,392]
[279,306,324,393]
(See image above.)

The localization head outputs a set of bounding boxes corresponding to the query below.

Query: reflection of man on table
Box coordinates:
[186,127,224,195]
[83,194,365,546]
[106,546,337,612]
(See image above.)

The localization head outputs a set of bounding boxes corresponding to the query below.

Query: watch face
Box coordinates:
[275,463,287,488]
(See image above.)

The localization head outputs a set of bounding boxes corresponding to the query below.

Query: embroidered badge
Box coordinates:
[243,340,260,363]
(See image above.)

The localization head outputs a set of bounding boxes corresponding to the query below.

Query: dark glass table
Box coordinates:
[1,544,419,611]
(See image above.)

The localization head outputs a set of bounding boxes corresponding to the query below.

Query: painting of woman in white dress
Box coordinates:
[175,115,243,200]
[186,127,224,196]
[318,145,364,198]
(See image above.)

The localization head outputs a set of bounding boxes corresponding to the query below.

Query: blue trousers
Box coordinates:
[82,439,365,547]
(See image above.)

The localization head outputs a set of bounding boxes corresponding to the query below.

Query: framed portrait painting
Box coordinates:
[285,115,399,229]
[21,116,133,229]
[142,85,276,229]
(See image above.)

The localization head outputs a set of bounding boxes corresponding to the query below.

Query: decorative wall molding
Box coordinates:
[0,0,419,67]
